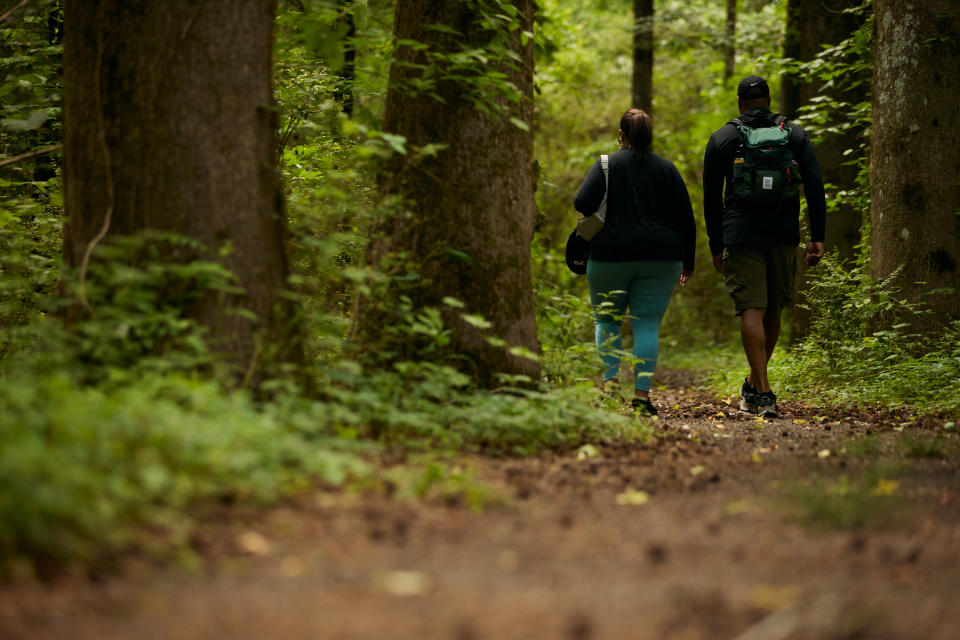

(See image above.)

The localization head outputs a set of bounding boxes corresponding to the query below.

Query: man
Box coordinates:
[702,75,826,418]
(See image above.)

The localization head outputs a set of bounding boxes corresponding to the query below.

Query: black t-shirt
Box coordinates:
[702,107,827,256]
[573,148,696,271]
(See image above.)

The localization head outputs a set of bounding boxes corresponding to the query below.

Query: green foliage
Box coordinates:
[771,256,960,413]
[0,372,367,575]
[0,0,62,155]
[383,461,504,510]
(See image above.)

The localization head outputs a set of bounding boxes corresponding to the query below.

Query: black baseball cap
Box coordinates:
[737,75,770,99]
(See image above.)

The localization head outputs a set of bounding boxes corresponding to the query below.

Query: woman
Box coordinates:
[573,108,695,414]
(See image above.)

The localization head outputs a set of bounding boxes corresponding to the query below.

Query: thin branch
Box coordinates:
[0,0,28,24]
[0,143,62,168]
[179,5,200,40]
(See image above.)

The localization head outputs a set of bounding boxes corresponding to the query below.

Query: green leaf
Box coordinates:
[445,248,474,265]
[509,117,529,131]
[461,314,492,330]
[1,110,48,131]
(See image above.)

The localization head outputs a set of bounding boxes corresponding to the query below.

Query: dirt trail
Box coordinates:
[3,374,959,640]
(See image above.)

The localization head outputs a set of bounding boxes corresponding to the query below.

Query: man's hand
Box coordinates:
[805,241,825,267]
[712,253,724,274]
[679,268,693,287]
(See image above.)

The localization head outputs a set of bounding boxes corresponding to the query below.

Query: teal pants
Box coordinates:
[586,259,682,391]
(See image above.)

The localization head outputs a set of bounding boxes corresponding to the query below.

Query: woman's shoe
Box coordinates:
[631,397,658,416]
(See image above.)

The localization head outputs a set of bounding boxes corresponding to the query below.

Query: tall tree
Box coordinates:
[782,0,868,340]
[632,0,654,111]
[333,0,356,116]
[62,0,294,379]
[354,0,540,386]
[782,0,866,265]
[871,0,960,330]
[723,0,737,85]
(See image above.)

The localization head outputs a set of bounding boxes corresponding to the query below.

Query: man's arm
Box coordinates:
[702,133,726,268]
[796,130,826,266]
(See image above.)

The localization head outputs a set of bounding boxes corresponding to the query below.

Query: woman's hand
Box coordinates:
[680,269,693,287]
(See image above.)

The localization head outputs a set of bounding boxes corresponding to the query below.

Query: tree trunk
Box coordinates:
[334,2,356,116]
[782,0,867,340]
[355,0,540,387]
[632,0,654,111]
[871,0,960,331]
[723,0,737,86]
[62,0,294,379]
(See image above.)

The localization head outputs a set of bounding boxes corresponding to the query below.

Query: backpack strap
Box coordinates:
[729,117,745,127]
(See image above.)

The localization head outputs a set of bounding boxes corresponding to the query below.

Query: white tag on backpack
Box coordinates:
[762,176,774,190]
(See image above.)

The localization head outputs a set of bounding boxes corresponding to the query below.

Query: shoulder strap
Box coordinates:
[729,117,745,127]
[595,155,609,223]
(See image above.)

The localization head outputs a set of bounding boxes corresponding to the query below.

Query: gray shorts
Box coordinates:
[722,243,798,316]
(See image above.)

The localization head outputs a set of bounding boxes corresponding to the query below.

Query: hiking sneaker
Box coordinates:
[631,397,659,416]
[756,391,779,418]
[739,377,758,414]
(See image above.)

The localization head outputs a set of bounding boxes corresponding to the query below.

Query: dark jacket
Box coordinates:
[702,107,827,256]
[573,148,696,271]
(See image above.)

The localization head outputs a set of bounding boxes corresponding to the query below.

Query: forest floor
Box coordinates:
[2,370,959,640]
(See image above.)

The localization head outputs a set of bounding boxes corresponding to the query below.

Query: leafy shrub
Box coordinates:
[0,373,367,576]
[773,256,960,413]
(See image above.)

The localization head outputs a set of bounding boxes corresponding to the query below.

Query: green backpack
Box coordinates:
[730,115,801,206]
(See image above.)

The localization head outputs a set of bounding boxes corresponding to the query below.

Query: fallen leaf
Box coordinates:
[375,570,433,596]
[725,500,752,514]
[817,449,831,458]
[747,583,799,611]
[690,464,706,476]
[576,444,599,460]
[615,489,650,506]
[750,450,763,464]
[237,531,272,556]
[792,419,808,425]
[872,478,899,496]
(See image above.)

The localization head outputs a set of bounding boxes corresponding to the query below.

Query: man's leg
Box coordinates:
[742,309,781,393]
[763,311,781,364]
[740,308,771,393]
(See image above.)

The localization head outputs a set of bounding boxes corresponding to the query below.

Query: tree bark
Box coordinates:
[723,0,737,85]
[62,0,294,379]
[355,0,540,387]
[632,0,654,111]
[782,0,867,341]
[871,0,960,331]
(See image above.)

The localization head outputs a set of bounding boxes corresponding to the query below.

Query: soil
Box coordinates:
[2,371,959,640]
